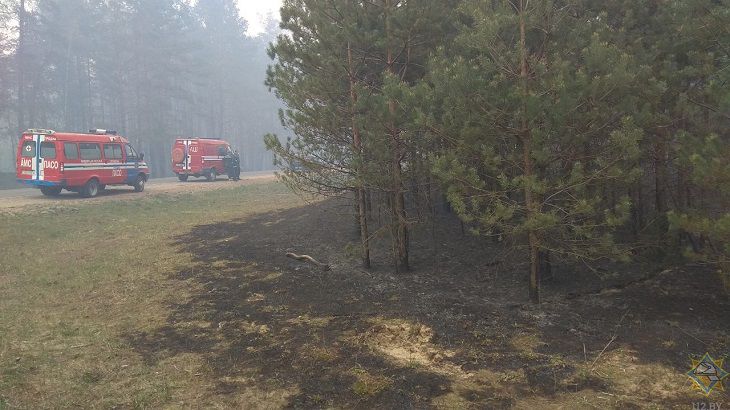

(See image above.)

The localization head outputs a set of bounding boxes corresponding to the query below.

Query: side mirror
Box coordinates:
[139,152,145,161]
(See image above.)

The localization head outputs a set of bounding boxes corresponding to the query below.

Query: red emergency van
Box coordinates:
[171,138,232,181]
[16,129,150,197]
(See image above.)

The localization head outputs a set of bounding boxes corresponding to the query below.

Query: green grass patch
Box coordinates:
[351,368,393,397]
[0,181,302,408]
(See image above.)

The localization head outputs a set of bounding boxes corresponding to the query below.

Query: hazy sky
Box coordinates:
[237,0,282,36]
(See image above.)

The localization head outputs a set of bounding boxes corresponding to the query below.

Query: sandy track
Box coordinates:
[0,171,276,211]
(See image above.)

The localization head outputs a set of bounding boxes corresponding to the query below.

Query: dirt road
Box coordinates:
[0,170,276,211]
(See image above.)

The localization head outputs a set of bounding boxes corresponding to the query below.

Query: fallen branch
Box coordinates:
[591,309,629,369]
[590,335,618,369]
[286,252,331,271]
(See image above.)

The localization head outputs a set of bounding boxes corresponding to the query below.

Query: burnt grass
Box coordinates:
[127,199,729,408]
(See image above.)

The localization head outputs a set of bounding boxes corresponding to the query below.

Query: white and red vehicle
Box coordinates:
[171,138,232,181]
[16,129,150,197]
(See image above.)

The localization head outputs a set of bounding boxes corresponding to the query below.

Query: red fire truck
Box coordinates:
[171,138,233,181]
[16,129,150,197]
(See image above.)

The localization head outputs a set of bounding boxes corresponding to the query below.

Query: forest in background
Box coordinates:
[0,0,285,176]
[265,0,730,303]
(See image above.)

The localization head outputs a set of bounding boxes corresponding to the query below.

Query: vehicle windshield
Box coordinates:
[125,144,138,159]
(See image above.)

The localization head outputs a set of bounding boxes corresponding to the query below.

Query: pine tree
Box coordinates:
[428,0,643,302]
[195,0,249,138]
[265,0,378,268]
[266,0,457,271]
[665,0,730,288]
[0,0,16,129]
[349,0,458,272]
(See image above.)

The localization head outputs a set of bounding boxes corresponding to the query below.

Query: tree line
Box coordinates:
[0,0,285,176]
[265,0,730,303]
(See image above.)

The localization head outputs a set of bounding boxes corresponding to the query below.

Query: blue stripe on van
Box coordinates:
[18,179,60,187]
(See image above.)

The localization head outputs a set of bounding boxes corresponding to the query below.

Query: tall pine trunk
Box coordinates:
[348,42,371,269]
[16,0,26,133]
[385,0,409,272]
[519,0,540,303]
[654,130,668,215]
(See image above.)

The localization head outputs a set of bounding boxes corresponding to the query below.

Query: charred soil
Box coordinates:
[127,199,729,408]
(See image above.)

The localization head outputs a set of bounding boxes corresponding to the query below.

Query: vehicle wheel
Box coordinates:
[206,168,216,181]
[99,184,106,192]
[133,175,146,192]
[40,186,62,196]
[81,179,100,198]
[177,174,188,182]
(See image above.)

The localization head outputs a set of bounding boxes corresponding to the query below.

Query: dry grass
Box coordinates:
[355,317,460,376]
[0,181,303,408]
[350,368,393,397]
